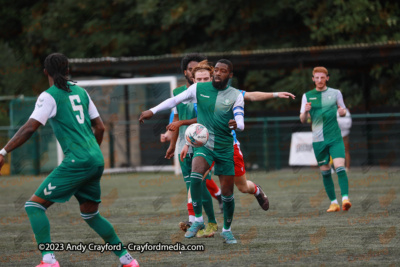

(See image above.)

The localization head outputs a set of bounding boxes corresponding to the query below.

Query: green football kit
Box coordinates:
[151,82,245,175]
[300,86,349,203]
[300,87,346,166]
[150,81,244,230]
[30,83,104,204]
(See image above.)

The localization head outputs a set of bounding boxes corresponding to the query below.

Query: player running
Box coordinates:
[300,66,351,212]
[140,59,244,244]
[0,53,138,267]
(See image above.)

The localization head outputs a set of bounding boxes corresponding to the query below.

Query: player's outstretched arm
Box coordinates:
[0,118,42,173]
[91,117,105,145]
[244,92,295,102]
[140,84,197,124]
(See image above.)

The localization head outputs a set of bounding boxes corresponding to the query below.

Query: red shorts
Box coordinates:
[234,144,246,176]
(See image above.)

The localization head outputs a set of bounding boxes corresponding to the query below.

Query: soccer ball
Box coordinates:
[185,123,209,147]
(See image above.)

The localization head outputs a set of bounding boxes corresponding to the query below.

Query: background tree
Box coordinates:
[0,0,399,125]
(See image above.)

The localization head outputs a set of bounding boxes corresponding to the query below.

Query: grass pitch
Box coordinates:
[0,167,399,266]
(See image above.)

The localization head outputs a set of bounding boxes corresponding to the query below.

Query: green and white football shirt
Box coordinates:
[30,83,104,167]
[150,82,244,151]
[300,87,346,143]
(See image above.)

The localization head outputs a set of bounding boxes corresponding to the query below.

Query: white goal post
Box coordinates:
[57,76,181,175]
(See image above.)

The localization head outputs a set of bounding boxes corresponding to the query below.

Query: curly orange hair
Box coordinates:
[192,60,214,79]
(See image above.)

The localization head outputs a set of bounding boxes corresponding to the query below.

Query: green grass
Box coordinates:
[0,168,399,266]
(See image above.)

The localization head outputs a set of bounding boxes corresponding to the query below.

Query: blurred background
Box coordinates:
[0,0,399,175]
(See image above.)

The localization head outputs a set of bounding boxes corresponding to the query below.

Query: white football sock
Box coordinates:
[215,189,221,196]
[189,215,195,223]
[331,199,339,204]
[43,253,56,264]
[342,196,349,201]
[120,253,134,265]
[222,227,231,232]
[254,184,260,196]
[195,216,204,223]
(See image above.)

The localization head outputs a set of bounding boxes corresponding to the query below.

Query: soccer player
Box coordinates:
[0,53,138,267]
[300,66,351,212]
[140,59,244,244]
[178,63,295,213]
[159,54,221,234]
[166,60,222,238]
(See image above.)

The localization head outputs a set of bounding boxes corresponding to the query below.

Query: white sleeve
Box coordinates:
[300,94,307,113]
[336,90,346,109]
[85,90,100,119]
[337,109,352,130]
[29,92,57,126]
[233,93,244,131]
[173,107,178,114]
[150,83,197,114]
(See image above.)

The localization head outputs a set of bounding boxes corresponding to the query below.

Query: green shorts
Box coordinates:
[313,138,345,166]
[194,146,234,176]
[34,163,104,204]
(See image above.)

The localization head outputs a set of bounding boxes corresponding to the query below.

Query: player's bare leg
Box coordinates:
[234,174,269,210]
[333,158,351,211]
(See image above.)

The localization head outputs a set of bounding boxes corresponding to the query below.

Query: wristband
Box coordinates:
[273,92,279,98]
[0,148,7,156]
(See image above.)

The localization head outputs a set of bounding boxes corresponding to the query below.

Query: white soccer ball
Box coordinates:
[185,123,209,148]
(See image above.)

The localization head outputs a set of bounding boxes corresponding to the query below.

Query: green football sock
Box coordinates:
[183,175,191,191]
[25,201,52,256]
[201,179,216,224]
[82,212,127,257]
[336,167,349,197]
[321,170,337,201]
[190,172,204,217]
[222,194,235,230]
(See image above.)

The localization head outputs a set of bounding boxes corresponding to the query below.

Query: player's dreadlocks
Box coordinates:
[192,60,214,78]
[181,53,207,72]
[44,53,75,92]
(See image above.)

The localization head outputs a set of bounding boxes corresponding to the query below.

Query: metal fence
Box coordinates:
[236,113,400,171]
[1,112,399,175]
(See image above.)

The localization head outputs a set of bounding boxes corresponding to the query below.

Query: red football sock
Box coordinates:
[253,182,259,195]
[187,203,195,216]
[206,179,220,200]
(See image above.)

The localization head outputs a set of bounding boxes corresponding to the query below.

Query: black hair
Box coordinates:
[181,53,207,72]
[44,53,75,92]
[216,59,233,73]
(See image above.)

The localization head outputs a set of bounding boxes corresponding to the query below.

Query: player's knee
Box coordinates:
[80,200,99,214]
